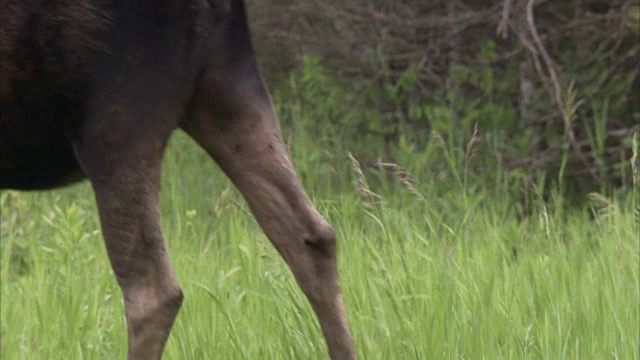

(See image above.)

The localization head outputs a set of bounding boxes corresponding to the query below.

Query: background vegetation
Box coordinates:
[251,0,640,193]
[1,0,639,358]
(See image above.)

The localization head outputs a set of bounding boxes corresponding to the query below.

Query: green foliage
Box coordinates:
[298,28,639,195]
[1,192,33,279]
[274,56,381,155]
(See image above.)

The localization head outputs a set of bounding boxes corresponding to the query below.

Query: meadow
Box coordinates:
[1,124,639,359]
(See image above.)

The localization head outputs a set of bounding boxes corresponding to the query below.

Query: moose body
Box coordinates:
[0,0,356,358]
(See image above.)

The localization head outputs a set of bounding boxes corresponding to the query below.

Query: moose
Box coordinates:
[0,0,356,358]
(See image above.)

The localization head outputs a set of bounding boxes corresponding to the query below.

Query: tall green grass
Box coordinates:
[1,128,638,359]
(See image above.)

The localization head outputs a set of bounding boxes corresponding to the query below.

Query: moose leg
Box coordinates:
[182,76,356,359]
[73,117,182,359]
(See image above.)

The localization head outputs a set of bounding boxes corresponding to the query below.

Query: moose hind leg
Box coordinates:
[73,126,182,359]
[182,75,356,359]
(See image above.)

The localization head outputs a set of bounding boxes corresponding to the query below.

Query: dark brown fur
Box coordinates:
[0,1,110,93]
[0,0,356,358]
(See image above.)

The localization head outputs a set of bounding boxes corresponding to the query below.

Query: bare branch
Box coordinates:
[526,0,600,184]
[497,0,514,39]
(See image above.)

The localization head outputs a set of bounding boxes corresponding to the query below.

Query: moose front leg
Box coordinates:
[182,76,356,359]
[73,111,182,360]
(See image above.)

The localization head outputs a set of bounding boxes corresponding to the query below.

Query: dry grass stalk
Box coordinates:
[348,152,382,209]
[377,161,426,202]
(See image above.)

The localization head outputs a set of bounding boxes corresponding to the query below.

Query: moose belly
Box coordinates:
[0,126,85,190]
